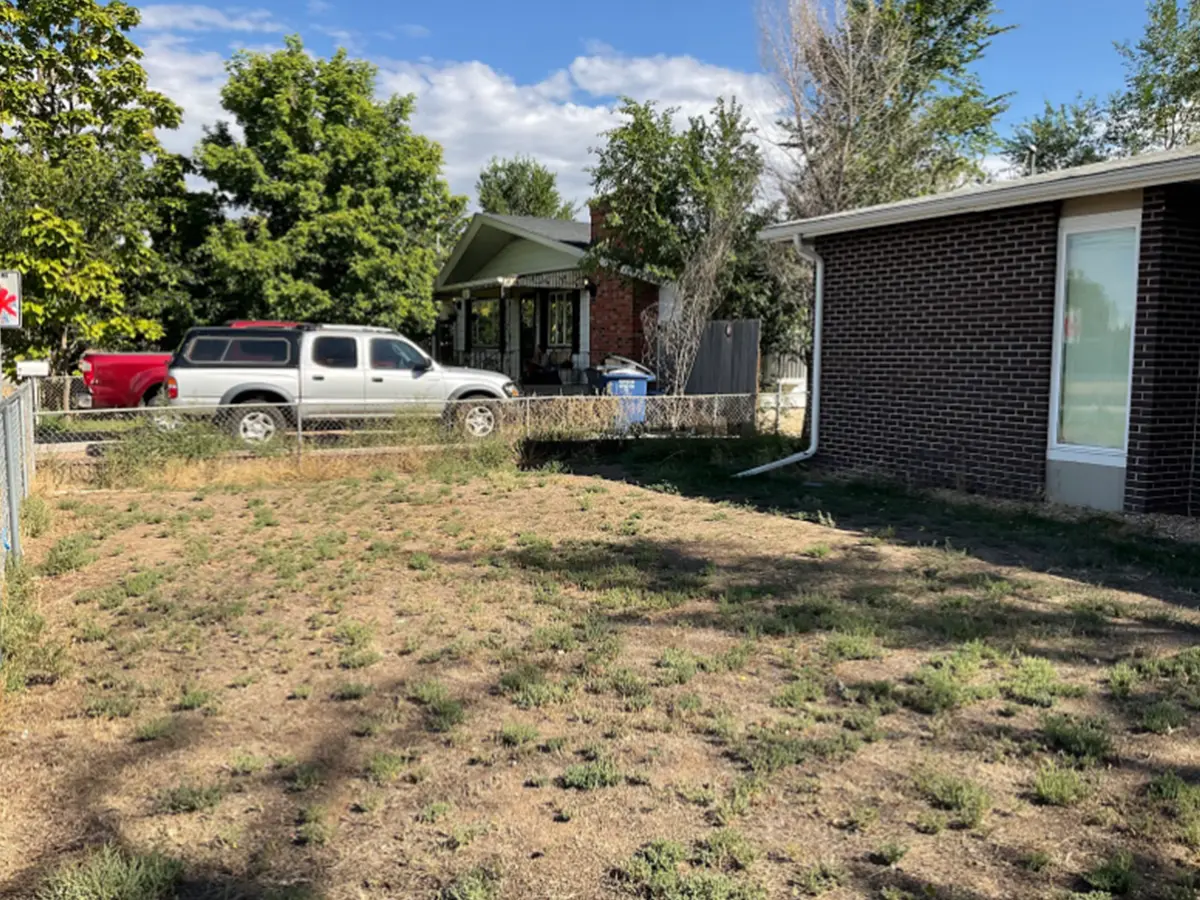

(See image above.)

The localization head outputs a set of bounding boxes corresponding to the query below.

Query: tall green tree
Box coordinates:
[477,155,578,219]
[764,0,1010,217]
[584,98,799,387]
[197,37,466,336]
[0,0,184,371]
[1001,97,1113,176]
[1110,0,1200,153]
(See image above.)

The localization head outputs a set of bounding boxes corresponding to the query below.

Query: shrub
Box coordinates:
[440,866,501,900]
[366,751,411,784]
[1108,662,1141,698]
[156,782,224,814]
[499,721,539,747]
[1084,850,1137,896]
[1033,761,1090,806]
[1,562,66,693]
[914,770,990,828]
[36,844,182,900]
[560,757,623,790]
[792,859,845,896]
[692,829,757,871]
[771,670,824,708]
[296,805,335,846]
[871,842,909,866]
[1140,700,1188,735]
[21,496,52,538]
[408,679,466,731]
[41,534,95,576]
[822,631,883,661]
[134,718,176,743]
[656,648,698,685]
[331,681,373,701]
[1004,656,1083,708]
[618,839,766,900]
[1041,714,1114,764]
[418,801,453,824]
[498,664,571,708]
[902,646,987,714]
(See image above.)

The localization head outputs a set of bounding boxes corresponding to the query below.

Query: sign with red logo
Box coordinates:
[0,272,21,329]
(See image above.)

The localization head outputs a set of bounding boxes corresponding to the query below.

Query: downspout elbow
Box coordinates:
[735,234,823,478]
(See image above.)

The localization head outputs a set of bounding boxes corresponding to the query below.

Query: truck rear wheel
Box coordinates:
[227,404,285,445]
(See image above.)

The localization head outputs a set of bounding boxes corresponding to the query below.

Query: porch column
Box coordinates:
[455,297,468,359]
[573,288,590,370]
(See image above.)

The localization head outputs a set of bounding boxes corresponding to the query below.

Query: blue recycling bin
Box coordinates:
[587,362,655,430]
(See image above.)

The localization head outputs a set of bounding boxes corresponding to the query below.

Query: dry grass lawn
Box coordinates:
[3,447,1200,899]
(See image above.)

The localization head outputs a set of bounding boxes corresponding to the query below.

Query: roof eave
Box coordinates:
[760,154,1200,243]
[435,213,588,290]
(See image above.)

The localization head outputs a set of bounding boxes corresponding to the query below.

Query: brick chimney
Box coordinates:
[589,200,610,245]
[586,201,657,363]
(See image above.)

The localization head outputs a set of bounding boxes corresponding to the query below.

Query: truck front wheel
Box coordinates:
[226,404,286,445]
[452,398,500,439]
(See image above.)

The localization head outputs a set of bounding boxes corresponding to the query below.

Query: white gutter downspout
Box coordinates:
[735,234,823,478]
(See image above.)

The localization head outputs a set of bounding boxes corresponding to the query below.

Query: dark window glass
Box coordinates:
[186,337,229,362]
[226,338,290,364]
[371,338,426,370]
[313,336,358,369]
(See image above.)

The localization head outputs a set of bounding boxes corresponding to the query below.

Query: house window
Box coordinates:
[1050,211,1140,463]
[548,291,574,347]
[471,299,500,347]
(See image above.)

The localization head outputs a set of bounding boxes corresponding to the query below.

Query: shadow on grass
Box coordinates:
[530,437,1200,607]
[505,533,1200,667]
[0,676,435,900]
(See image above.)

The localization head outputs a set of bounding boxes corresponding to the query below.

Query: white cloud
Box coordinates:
[397,24,432,39]
[138,4,285,33]
[307,0,332,13]
[141,34,230,156]
[378,48,784,209]
[314,25,360,52]
[140,35,784,210]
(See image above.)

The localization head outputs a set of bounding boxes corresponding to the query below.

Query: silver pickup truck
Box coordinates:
[166,324,518,442]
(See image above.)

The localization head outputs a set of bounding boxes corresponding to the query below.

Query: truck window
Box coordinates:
[226,338,291,364]
[313,336,358,369]
[371,338,426,370]
[186,337,229,362]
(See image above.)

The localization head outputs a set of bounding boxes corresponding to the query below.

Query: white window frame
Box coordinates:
[1047,208,1141,467]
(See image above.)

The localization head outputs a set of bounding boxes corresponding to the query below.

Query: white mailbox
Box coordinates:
[15,360,50,378]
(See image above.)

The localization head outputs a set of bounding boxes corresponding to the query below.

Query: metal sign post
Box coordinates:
[0,271,24,378]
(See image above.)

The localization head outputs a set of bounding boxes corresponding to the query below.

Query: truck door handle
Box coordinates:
[312,375,325,381]
[371,376,383,383]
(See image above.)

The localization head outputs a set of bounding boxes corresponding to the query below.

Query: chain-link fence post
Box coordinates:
[295,400,303,464]
[3,403,22,562]
[23,385,35,486]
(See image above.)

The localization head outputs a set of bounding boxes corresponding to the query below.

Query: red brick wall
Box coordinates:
[1126,185,1200,515]
[813,202,1061,499]
[588,203,659,362]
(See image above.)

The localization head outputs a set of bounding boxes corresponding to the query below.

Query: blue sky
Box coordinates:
[134,1,1153,207]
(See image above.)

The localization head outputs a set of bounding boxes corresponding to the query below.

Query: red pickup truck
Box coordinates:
[77,321,299,409]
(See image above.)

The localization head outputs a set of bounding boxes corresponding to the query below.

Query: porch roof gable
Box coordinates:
[436,213,589,290]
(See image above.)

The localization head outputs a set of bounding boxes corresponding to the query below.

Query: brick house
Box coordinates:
[433,208,659,385]
[759,147,1200,515]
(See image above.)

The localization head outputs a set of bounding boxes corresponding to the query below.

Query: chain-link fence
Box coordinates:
[0,384,36,566]
[35,393,776,483]
[34,376,88,412]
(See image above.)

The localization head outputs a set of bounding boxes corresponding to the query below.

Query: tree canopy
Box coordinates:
[196,36,466,336]
[1000,97,1112,176]
[766,0,1010,218]
[477,155,578,220]
[0,0,184,370]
